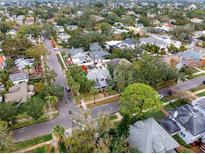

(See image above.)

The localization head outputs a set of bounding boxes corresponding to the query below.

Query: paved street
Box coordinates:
[92,102,119,119]
[159,76,205,96]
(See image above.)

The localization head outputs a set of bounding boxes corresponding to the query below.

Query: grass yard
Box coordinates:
[87,94,120,108]
[14,134,52,152]
[163,99,187,111]
[144,111,165,120]
[32,145,49,153]
[173,134,192,148]
[196,91,205,97]
[191,73,205,79]
[190,84,205,92]
[161,95,177,102]
[56,53,66,70]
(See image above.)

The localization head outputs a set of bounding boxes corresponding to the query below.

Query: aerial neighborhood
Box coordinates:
[1,0,205,153]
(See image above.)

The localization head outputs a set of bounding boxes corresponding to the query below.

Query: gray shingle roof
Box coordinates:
[170,104,205,136]
[9,72,29,82]
[128,118,179,153]
[159,117,180,134]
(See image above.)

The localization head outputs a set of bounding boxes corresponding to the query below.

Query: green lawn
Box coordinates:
[160,95,177,102]
[32,145,48,153]
[164,99,187,111]
[56,53,66,70]
[173,134,191,148]
[191,73,205,79]
[196,91,205,97]
[12,116,48,129]
[14,134,52,152]
[144,111,164,120]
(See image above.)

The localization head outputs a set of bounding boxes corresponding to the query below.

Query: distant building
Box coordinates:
[0,55,6,70]
[25,16,34,25]
[89,43,110,62]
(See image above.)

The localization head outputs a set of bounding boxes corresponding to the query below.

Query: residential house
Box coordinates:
[87,66,110,89]
[0,55,6,70]
[66,25,78,31]
[89,43,110,63]
[106,38,136,50]
[193,30,205,39]
[140,34,181,51]
[176,50,205,67]
[126,26,145,37]
[55,25,65,33]
[14,58,34,71]
[57,32,71,44]
[191,18,203,24]
[128,118,179,153]
[4,82,34,103]
[159,103,205,144]
[25,16,34,25]
[9,72,29,84]
[6,29,17,37]
[15,15,25,25]
[66,48,92,65]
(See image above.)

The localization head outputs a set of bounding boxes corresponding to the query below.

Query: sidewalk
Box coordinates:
[15,140,52,153]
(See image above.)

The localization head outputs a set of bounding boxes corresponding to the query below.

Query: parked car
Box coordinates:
[202,80,205,84]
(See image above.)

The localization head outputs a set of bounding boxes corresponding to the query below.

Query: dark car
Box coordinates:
[203,80,205,84]
[66,87,71,92]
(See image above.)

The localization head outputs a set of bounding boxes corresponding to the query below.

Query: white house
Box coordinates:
[66,25,78,31]
[106,38,136,50]
[87,66,110,89]
[159,102,205,144]
[140,34,181,51]
[9,72,29,84]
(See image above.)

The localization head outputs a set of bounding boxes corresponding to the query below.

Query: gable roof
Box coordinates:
[128,118,179,153]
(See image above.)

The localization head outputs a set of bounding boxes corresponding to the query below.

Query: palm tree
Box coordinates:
[23,64,32,76]
[52,125,65,153]
[45,96,58,119]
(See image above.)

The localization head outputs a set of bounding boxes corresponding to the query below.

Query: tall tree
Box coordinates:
[45,96,58,119]
[89,86,98,103]
[23,96,45,120]
[0,121,14,152]
[52,125,65,153]
[120,83,162,118]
